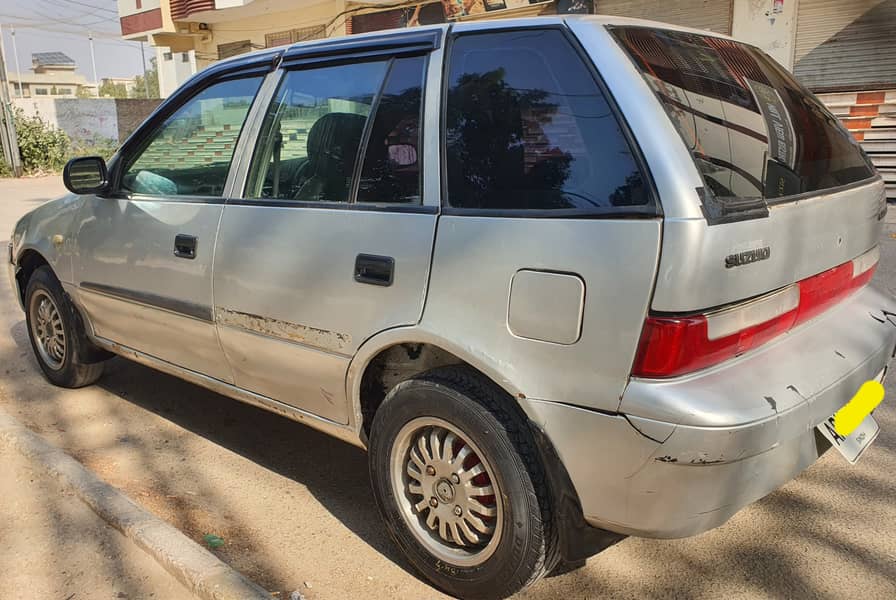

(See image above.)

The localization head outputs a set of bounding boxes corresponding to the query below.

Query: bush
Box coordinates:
[1,108,120,177]
[9,108,70,174]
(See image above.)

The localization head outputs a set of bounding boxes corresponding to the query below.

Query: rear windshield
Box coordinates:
[610,26,875,220]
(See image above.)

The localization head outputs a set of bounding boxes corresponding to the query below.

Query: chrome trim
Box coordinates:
[421,31,444,209]
[704,285,800,340]
[91,336,365,449]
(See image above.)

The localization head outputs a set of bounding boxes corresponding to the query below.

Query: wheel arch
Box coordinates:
[17,248,110,365]
[14,248,52,306]
[348,327,528,443]
[351,327,613,567]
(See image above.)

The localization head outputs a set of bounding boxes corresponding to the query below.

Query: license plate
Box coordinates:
[818,413,879,464]
[817,370,885,464]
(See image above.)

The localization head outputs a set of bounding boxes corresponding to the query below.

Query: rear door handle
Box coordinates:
[354,254,394,286]
[174,234,197,259]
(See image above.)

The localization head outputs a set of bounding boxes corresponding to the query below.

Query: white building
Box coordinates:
[7,52,95,98]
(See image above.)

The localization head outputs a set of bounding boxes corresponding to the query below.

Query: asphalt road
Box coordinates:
[1,176,895,599]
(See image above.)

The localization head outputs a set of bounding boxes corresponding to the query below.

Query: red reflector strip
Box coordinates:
[633,247,879,379]
[794,262,853,324]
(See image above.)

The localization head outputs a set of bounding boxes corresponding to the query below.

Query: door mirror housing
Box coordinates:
[63,156,109,195]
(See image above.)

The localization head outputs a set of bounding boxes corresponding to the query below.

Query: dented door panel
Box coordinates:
[212,207,437,423]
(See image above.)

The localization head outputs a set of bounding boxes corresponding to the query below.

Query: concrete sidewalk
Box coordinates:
[0,443,190,600]
[0,406,273,600]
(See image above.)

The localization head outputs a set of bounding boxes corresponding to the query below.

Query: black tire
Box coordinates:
[24,266,105,388]
[369,365,556,600]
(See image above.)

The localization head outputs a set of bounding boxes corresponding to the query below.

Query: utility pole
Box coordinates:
[88,32,99,96]
[0,23,23,176]
[10,27,22,97]
[139,41,149,98]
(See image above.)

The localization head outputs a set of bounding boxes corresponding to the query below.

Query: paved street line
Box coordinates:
[0,406,273,600]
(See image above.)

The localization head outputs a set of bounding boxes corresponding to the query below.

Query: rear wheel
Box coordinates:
[25,266,105,388]
[369,366,556,599]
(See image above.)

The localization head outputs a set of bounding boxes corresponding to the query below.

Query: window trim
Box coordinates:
[439,25,661,218]
[225,198,438,214]
[280,29,441,70]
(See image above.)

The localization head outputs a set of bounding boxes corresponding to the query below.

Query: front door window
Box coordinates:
[122,77,263,197]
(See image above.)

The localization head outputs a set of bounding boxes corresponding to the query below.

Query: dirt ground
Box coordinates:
[1,176,896,599]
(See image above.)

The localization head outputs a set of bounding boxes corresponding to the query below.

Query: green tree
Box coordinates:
[98,81,129,98]
[131,57,160,99]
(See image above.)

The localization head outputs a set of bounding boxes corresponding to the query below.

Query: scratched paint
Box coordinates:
[215,307,352,353]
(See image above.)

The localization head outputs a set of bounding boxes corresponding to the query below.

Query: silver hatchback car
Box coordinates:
[8,16,895,599]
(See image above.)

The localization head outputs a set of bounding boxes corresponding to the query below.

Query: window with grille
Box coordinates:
[217,40,252,60]
[265,25,327,48]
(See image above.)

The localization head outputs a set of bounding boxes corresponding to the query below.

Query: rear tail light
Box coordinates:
[633,247,879,378]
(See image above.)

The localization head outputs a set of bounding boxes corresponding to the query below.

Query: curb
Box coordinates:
[0,407,272,600]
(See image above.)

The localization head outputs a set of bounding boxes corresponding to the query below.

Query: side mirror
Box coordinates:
[63,156,109,195]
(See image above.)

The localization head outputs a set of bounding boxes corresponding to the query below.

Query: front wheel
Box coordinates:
[24,266,105,388]
[369,366,556,600]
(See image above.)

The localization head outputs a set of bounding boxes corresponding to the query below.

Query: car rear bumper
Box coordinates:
[522,284,896,539]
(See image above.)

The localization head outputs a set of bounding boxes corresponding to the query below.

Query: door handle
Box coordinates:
[174,234,197,259]
[354,254,394,286]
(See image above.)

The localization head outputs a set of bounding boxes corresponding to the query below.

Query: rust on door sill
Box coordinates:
[215,307,352,353]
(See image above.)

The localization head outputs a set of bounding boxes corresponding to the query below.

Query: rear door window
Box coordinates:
[444,29,653,215]
[245,61,387,203]
[246,56,427,205]
[611,27,875,213]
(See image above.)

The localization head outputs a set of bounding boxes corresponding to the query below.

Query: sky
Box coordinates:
[0,0,152,82]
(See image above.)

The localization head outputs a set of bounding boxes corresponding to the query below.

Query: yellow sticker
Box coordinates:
[833,380,885,437]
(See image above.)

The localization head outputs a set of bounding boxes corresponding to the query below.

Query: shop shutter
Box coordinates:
[794,0,896,92]
[595,0,732,34]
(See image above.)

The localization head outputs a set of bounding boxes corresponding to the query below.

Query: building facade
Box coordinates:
[7,52,95,98]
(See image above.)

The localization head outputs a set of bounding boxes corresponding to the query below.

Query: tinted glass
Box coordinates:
[356,56,426,204]
[612,27,875,203]
[123,77,262,197]
[445,30,648,211]
[246,61,389,202]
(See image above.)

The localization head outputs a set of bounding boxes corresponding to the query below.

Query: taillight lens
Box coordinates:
[633,247,879,378]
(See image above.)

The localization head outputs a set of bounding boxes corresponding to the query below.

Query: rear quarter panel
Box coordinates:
[422,217,661,412]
